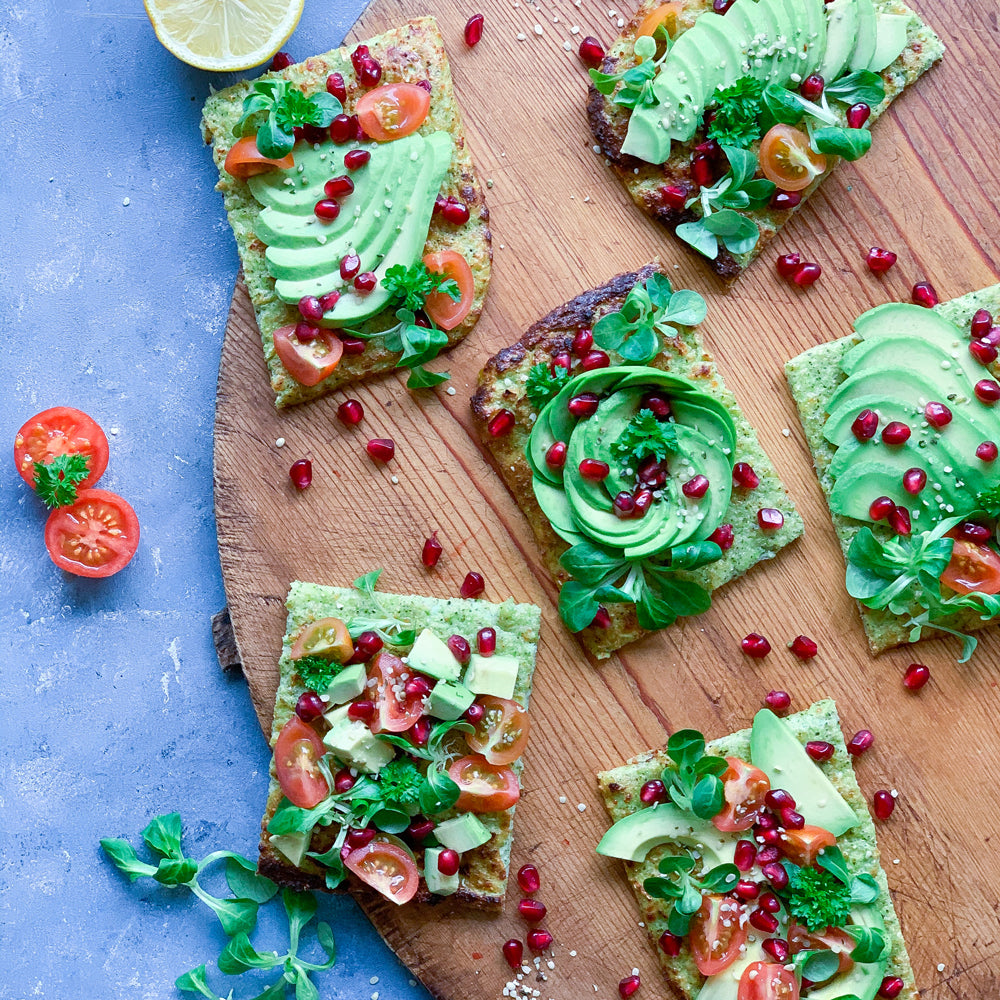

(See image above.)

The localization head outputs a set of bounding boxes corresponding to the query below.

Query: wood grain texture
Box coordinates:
[214,0,1000,996]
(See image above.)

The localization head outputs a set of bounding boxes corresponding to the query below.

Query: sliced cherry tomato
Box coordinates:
[369,651,425,733]
[780,824,837,867]
[788,921,855,979]
[713,756,770,832]
[690,894,747,976]
[345,838,420,905]
[465,696,530,766]
[291,617,353,663]
[15,407,108,491]
[637,2,682,39]
[422,251,474,331]
[447,754,519,813]
[356,83,431,142]
[759,125,828,192]
[224,136,295,178]
[272,324,344,387]
[273,716,330,809]
[737,962,800,1000]
[940,536,1000,595]
[44,488,139,578]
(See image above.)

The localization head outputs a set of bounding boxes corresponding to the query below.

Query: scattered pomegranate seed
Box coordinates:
[294,321,318,344]
[572,328,594,356]
[295,690,324,722]
[410,717,431,746]
[759,893,782,916]
[757,508,784,530]
[888,505,911,536]
[551,351,573,373]
[354,631,383,660]
[865,246,897,273]
[800,74,824,100]
[338,254,361,282]
[568,392,600,418]
[732,462,759,489]
[488,410,516,437]
[903,662,930,690]
[902,468,927,494]
[477,627,497,656]
[911,281,938,308]
[464,12,485,45]
[344,149,370,170]
[526,929,553,952]
[758,827,783,846]
[971,339,999,364]
[298,295,323,322]
[742,633,771,657]
[638,456,667,486]
[613,492,637,519]
[461,572,485,599]
[713,0,735,11]
[765,690,791,712]
[957,522,991,543]
[356,57,382,88]
[661,184,690,211]
[762,861,790,888]
[545,441,568,469]
[591,606,612,628]
[734,840,757,871]
[326,72,347,100]
[334,769,356,793]
[971,309,994,337]
[271,51,294,70]
[659,931,682,955]
[318,291,341,314]
[518,899,546,923]
[580,350,611,371]
[578,36,605,68]
[847,729,875,756]
[502,939,524,969]
[325,176,355,199]
[776,252,802,278]
[691,152,715,188]
[619,976,641,999]
[789,635,818,659]
[792,262,822,287]
[354,271,378,293]
[852,409,879,441]
[640,779,668,805]
[977,441,998,461]
[448,634,472,664]
[366,438,394,462]
[405,676,432,699]
[924,401,952,427]
[709,523,735,550]
[749,909,779,933]
[975,379,1000,404]
[682,475,710,499]
[846,102,871,128]
[434,848,460,877]
[464,702,484,723]
[756,846,780,865]
[348,700,375,722]
[350,45,370,70]
[337,399,364,426]
[879,976,905,998]
[441,199,471,225]
[868,496,894,521]
[341,336,366,355]
[346,827,375,849]
[780,807,805,830]
[765,788,795,810]
[579,458,610,481]
[289,459,312,490]
[517,864,541,894]
[872,790,895,821]
[763,938,791,963]
[770,190,802,210]
[314,199,341,221]
[422,533,443,568]
[734,879,760,900]
[640,393,671,418]
[329,114,353,144]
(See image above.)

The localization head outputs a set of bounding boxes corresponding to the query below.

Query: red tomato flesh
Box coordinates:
[465,696,530,766]
[272,324,344,387]
[273,716,329,808]
[788,921,855,979]
[356,83,431,142]
[369,651,425,733]
[780,824,837,867]
[345,839,419,905]
[44,488,139,578]
[290,617,354,663]
[738,962,800,1000]
[15,406,108,491]
[713,756,770,832]
[941,537,1000,595]
[690,893,747,976]
[422,251,474,331]
[447,754,519,813]
[224,136,295,178]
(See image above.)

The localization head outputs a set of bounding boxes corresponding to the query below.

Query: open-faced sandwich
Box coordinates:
[471,263,802,658]
[586,0,942,281]
[258,571,540,910]
[201,17,490,407]
[787,286,1000,659]
[597,701,915,1000]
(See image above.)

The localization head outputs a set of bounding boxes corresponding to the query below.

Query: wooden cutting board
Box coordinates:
[214,0,1000,996]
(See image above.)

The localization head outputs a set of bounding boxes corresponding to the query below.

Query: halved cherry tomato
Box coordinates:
[713,756,770,832]
[15,407,108,491]
[637,2,682,40]
[780,824,837,867]
[759,125,828,192]
[369,651,425,733]
[448,754,519,813]
[788,921,855,979]
[272,324,344,387]
[224,136,295,178]
[422,251,474,331]
[940,536,1000,595]
[356,83,431,142]
[465,696,530,766]
[273,716,330,808]
[345,838,420,905]
[44,488,139,578]
[291,617,354,663]
[738,962,800,1000]
[690,894,747,976]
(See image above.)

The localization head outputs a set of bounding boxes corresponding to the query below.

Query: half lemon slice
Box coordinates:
[144,0,303,72]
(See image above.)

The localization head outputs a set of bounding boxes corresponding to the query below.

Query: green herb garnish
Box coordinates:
[382,262,461,312]
[662,729,728,818]
[611,408,679,472]
[33,452,90,509]
[376,758,426,811]
[233,79,342,158]
[976,483,1000,519]
[643,854,740,935]
[706,77,767,148]
[589,33,670,109]
[347,568,417,646]
[293,655,344,692]
[782,864,854,932]
[525,362,570,409]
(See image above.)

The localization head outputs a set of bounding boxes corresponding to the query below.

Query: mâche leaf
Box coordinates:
[812,125,873,161]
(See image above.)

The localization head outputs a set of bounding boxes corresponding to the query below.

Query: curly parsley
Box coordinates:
[706,77,766,148]
[525,362,570,409]
[382,262,460,313]
[33,453,90,509]
[611,409,678,471]
[292,655,343,692]
[376,759,425,811]
[783,864,853,932]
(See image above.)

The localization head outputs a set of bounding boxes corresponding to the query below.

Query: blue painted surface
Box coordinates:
[1,2,428,997]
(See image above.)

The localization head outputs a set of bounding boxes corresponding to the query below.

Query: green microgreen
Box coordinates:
[662,729,728,819]
[33,452,90,509]
[642,854,739,935]
[610,408,679,472]
[382,262,461,313]
[525,362,570,409]
[233,79,342,159]
[346,568,417,646]
[343,306,452,390]
[589,31,671,109]
[975,483,1000,519]
[781,863,854,932]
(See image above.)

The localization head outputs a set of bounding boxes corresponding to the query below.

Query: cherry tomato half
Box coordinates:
[356,83,431,143]
[940,537,1000,595]
[780,824,837,867]
[788,921,855,980]
[344,839,420,905]
[465,696,530,766]
[637,2,682,39]
[713,756,770,832]
[759,125,828,192]
[291,617,354,663]
[224,136,295,178]
[422,251,474,331]
[15,406,108,491]
[274,716,329,808]
[272,324,344,387]
[690,894,746,976]
[44,488,139,578]
[738,962,800,1000]
[447,754,519,813]
[369,651,425,733]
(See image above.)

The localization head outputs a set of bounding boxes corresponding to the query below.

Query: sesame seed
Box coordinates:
[577,803,586,812]
[534,23,544,34]
[370,978,379,985]
[275,437,285,447]
[122,197,130,207]
[937,964,945,972]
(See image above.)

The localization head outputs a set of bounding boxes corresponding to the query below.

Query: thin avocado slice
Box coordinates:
[806,905,888,1000]
[797,0,829,79]
[825,367,944,422]
[531,477,587,545]
[841,335,985,391]
[818,0,860,82]
[868,12,909,71]
[749,709,858,837]
[822,393,920,447]
[670,397,738,456]
[696,17,751,93]
[853,302,965,348]
[848,0,877,72]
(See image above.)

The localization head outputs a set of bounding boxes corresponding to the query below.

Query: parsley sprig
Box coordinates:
[589,32,671,109]
[382,262,460,312]
[526,363,570,409]
[611,408,679,472]
[33,453,90,508]
[706,77,767,148]
[642,854,739,935]
[293,655,345,692]
[233,79,342,158]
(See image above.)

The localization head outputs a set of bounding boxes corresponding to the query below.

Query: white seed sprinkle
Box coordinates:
[571,24,580,33]
[569,950,577,957]
[446,386,457,395]
[516,32,527,40]
[782,427,791,436]
[534,23,544,34]
[937,964,946,972]
[577,803,586,812]
[558,795,567,803]
[390,475,399,484]
[122,197,130,206]
[370,977,379,985]
[275,438,285,447]
[563,40,572,50]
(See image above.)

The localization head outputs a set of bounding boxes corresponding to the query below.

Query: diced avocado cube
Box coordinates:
[322,703,351,728]
[463,653,519,700]
[269,831,310,867]
[426,680,476,721]
[434,813,492,854]
[323,663,367,706]
[323,720,395,774]
[407,628,462,682]
[423,847,460,896]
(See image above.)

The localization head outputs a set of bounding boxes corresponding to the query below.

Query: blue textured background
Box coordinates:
[1,3,428,997]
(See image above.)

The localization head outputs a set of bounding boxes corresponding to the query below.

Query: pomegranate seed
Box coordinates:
[734,840,757,871]
[410,717,431,746]
[579,458,610,481]
[578,35,605,68]
[852,409,879,441]
[545,441,568,469]
[464,12,485,45]
[742,633,771,658]
[971,308,994,338]
[464,702,484,724]
[354,271,377,293]
[879,977,905,998]
[800,74,824,100]
[640,779,668,805]
[346,827,375,849]
[770,190,802,210]
[703,523,733,551]
[442,199,470,225]
[334,769,356,793]
[344,149,370,170]
[765,788,796,811]
[734,879,760,900]
[758,892,781,914]
[872,790,895,820]
[749,909,779,933]
[289,459,312,490]
[526,929,553,952]
[354,631,383,659]
[551,351,573,373]
[325,175,355,199]
[970,339,999,364]
[295,690,324,722]
[779,807,805,830]
[299,122,328,143]
[337,399,364,426]
[613,491,637,519]
[924,401,952,427]
[763,938,790,963]
[488,410,516,437]
[640,392,672,418]
[619,976,641,999]
[659,931,682,955]
[436,848,460,877]
[329,114,352,144]
[975,379,1000,404]
[732,462,759,489]
[789,635,818,659]
[756,845,780,865]
[847,729,874,756]
[518,899,546,923]
[632,490,654,517]
[691,152,715,188]
[318,291,341,315]
[846,103,871,128]
[682,475,710,499]
[477,627,497,656]
[422,533,443,568]
[338,255,362,283]
[903,662,930,691]
[517,863,541,894]
[568,393,600,418]
[314,199,341,221]
[348,700,376,722]
[713,0,735,11]
[977,440,998,461]
[661,184,690,211]
[326,72,347,100]
[591,606,612,628]
[271,51,294,70]
[762,861,790,888]
[765,690,791,712]
[902,467,926,494]
[757,508,784,530]
[866,496,893,521]
[758,827,783,846]
[298,295,323,323]
[866,247,897,273]
[580,350,611,370]
[638,456,667,487]
[957,522,991,543]
[448,634,472,664]
[572,328,594,356]
[502,939,524,969]
[911,281,938,308]
[888,504,911,536]
[294,321,318,344]
[350,45,370,71]
[405,676,432,698]
[341,336,366,355]
[366,438,394,462]
[793,262,822,287]
[776,252,802,278]
[357,57,382,88]
[461,572,485,599]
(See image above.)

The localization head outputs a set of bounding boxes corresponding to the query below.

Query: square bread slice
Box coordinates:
[471,263,803,659]
[201,17,491,407]
[786,284,1000,654]
[597,699,917,1000]
[587,0,943,283]
[257,579,541,911]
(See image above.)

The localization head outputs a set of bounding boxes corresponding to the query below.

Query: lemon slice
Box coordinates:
[144,0,303,72]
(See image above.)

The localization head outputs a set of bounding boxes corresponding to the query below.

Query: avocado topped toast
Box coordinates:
[786,285,1000,658]
[258,572,540,910]
[201,18,491,407]
[471,263,803,658]
[587,0,943,282]
[597,700,916,1000]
